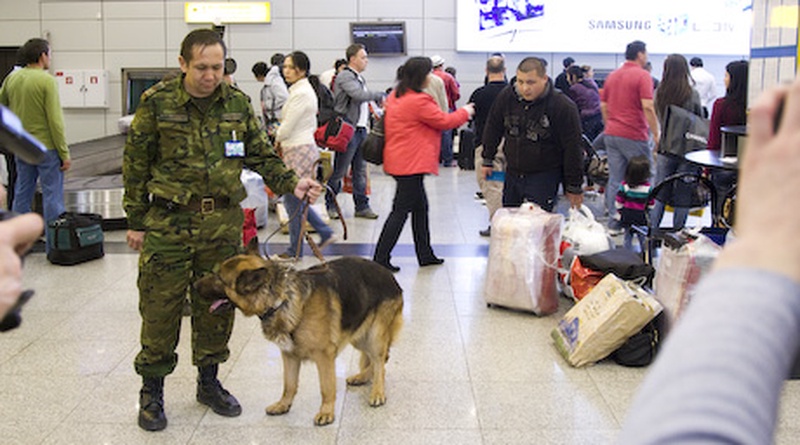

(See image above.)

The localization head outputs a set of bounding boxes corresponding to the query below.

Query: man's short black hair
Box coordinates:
[563,57,575,68]
[345,43,365,62]
[251,61,268,78]
[180,29,226,63]
[270,53,284,67]
[17,38,49,66]
[690,57,703,67]
[625,40,647,61]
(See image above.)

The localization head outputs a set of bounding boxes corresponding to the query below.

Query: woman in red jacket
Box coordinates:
[373,57,474,272]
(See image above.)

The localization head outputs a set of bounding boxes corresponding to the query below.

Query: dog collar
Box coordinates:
[259,300,288,321]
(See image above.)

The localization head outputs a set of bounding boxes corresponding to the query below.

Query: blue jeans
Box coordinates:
[604,135,652,225]
[502,169,562,212]
[282,193,333,258]
[13,150,65,251]
[440,129,453,164]
[326,127,370,212]
[650,154,701,230]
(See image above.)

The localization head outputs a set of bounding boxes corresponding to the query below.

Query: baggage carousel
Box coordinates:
[62,134,127,229]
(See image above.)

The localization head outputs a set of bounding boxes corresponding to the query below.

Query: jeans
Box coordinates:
[623,228,647,252]
[604,135,652,225]
[440,129,453,164]
[282,193,333,258]
[650,154,702,230]
[373,174,437,264]
[13,150,65,252]
[326,127,370,212]
[502,169,562,212]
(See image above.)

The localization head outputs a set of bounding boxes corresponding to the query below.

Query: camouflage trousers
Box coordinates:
[134,205,243,378]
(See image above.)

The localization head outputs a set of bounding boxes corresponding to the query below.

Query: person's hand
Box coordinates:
[126,230,145,252]
[0,213,44,319]
[60,159,72,172]
[294,178,322,203]
[715,79,800,283]
[462,103,476,118]
[566,192,583,209]
[480,165,493,180]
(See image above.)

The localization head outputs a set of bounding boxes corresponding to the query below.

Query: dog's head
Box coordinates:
[195,238,293,318]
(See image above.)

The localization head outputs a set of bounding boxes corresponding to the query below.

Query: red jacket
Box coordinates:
[383,90,469,176]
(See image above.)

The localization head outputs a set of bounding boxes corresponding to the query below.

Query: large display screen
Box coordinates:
[457,0,751,55]
[351,22,407,57]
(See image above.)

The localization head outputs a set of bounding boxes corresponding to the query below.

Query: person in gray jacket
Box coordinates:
[325,43,385,219]
[262,53,289,122]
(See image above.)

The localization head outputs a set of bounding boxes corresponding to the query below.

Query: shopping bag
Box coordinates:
[659,105,709,158]
[552,274,662,367]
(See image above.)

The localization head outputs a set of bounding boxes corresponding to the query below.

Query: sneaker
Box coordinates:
[319,234,338,250]
[607,227,625,236]
[479,226,491,237]
[270,252,297,262]
[474,191,484,200]
[355,208,379,219]
[327,208,340,220]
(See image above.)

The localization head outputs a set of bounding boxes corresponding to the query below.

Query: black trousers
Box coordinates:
[373,174,436,264]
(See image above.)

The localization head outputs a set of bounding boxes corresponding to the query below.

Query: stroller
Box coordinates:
[581,134,608,189]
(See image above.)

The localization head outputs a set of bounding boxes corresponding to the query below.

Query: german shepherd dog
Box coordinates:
[195,240,404,426]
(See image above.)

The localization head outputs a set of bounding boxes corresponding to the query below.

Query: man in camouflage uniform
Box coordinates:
[123,29,321,432]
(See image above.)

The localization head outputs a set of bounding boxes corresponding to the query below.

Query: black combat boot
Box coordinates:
[138,376,167,431]
[196,364,242,417]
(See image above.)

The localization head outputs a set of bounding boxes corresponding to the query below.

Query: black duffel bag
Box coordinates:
[46,212,105,265]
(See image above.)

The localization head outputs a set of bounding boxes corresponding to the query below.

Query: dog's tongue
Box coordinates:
[209,299,231,314]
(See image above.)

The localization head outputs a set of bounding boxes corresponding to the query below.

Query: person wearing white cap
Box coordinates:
[430,55,460,166]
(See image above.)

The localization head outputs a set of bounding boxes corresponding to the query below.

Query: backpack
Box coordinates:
[314,81,337,126]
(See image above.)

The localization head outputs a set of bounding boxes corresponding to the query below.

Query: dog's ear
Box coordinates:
[244,236,260,256]
[235,267,269,295]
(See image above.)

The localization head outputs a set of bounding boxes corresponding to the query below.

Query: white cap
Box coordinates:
[430,55,445,67]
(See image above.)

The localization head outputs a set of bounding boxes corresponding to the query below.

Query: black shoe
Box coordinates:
[419,257,444,267]
[479,226,491,237]
[138,377,167,432]
[197,365,242,417]
[375,260,400,273]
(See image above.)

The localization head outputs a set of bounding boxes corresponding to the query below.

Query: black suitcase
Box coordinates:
[46,212,105,265]
[457,128,475,170]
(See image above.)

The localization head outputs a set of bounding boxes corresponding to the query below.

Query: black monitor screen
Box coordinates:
[350,22,406,56]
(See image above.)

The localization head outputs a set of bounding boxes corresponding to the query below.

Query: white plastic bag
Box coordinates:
[240,169,269,228]
[562,205,613,256]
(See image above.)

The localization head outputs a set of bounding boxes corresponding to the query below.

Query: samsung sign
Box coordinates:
[457,0,751,55]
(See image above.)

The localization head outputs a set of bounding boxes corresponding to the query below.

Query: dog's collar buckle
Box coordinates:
[259,300,287,321]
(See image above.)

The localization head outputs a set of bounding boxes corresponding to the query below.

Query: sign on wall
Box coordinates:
[457,0,751,55]
[185,2,271,24]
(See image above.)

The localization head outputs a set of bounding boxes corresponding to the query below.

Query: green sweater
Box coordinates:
[0,67,69,160]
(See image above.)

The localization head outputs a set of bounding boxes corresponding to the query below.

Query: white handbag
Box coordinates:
[562,205,613,256]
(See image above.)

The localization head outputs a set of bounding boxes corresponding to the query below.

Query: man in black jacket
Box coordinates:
[481,57,583,212]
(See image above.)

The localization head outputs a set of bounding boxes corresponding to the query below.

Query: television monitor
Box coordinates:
[350,22,406,57]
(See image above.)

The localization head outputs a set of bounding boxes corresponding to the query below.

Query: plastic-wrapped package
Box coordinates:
[484,203,563,315]
[654,232,721,333]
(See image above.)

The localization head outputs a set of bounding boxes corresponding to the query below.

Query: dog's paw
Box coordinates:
[346,373,370,386]
[314,410,335,426]
[368,391,386,407]
[265,401,291,416]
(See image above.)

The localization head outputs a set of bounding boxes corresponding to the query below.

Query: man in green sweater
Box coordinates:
[0,38,70,251]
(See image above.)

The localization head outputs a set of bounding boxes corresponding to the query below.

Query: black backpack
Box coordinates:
[313,79,337,126]
[611,312,665,367]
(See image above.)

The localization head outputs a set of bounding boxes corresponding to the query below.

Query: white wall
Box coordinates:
[0,0,748,144]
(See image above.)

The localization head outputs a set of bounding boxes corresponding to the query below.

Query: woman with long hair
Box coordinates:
[373,57,474,272]
[651,53,704,230]
[274,51,336,260]
[707,60,747,218]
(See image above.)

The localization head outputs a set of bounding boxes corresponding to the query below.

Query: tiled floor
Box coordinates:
[3,165,800,444]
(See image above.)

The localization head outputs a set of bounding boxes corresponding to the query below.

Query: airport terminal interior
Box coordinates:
[1,168,800,444]
[1,0,799,443]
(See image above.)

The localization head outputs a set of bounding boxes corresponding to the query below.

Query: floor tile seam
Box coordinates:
[453,297,487,437]
[583,369,627,428]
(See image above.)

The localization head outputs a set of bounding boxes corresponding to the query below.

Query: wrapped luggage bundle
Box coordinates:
[484,203,563,315]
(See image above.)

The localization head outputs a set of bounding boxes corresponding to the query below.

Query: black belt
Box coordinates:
[152,196,232,214]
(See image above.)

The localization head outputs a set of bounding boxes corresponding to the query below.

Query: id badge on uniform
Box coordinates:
[225,130,245,158]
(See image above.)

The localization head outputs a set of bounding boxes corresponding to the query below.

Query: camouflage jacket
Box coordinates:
[123,76,298,230]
